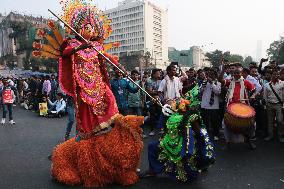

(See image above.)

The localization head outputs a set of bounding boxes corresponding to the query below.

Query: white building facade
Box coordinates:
[104,0,168,69]
[192,46,211,69]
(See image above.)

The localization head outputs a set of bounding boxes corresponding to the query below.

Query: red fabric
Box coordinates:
[2,90,13,104]
[59,39,119,137]
[77,86,119,135]
[225,79,255,104]
[59,40,76,98]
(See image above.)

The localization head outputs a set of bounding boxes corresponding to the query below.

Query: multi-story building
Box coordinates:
[168,47,193,67]
[191,46,211,69]
[168,46,211,69]
[104,0,169,69]
[0,12,48,68]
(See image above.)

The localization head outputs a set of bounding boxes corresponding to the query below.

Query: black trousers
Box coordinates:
[2,104,13,120]
[201,108,221,137]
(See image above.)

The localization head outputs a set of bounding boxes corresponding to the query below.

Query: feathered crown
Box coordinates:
[32,0,120,59]
[60,0,112,39]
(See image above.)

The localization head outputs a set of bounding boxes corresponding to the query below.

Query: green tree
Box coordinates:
[205,50,223,67]
[229,54,244,63]
[206,50,231,67]
[244,56,253,68]
[267,36,284,64]
[278,44,284,64]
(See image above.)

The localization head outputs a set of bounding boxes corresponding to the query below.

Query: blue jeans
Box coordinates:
[66,106,75,134]
[148,141,164,174]
[2,103,13,120]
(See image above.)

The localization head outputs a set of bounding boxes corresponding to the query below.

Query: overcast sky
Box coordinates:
[1,0,284,60]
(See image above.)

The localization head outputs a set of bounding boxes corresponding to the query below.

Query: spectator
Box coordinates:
[39,95,49,116]
[182,68,196,95]
[128,70,144,116]
[50,74,58,102]
[47,93,66,117]
[263,68,284,142]
[1,78,16,125]
[7,76,15,87]
[158,65,183,103]
[249,62,257,70]
[0,79,3,94]
[18,78,29,102]
[158,65,183,133]
[110,68,138,115]
[250,65,259,79]
[242,68,262,93]
[42,75,51,96]
[224,63,237,80]
[65,95,75,141]
[196,69,206,86]
[28,76,39,110]
[200,69,222,140]
[145,69,162,136]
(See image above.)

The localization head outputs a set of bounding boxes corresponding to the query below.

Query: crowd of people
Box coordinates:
[0,74,67,121]
[2,0,281,187]
[109,58,284,149]
[1,58,283,150]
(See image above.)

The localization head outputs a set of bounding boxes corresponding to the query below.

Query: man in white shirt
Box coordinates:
[263,69,284,142]
[48,93,66,117]
[157,65,183,134]
[242,68,262,93]
[201,69,221,140]
[158,65,183,103]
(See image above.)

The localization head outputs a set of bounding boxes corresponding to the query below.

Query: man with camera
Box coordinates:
[200,68,222,140]
[258,58,278,76]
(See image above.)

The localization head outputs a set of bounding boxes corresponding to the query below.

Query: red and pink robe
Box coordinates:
[59,38,119,139]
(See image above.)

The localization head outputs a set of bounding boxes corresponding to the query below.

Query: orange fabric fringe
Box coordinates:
[51,115,144,188]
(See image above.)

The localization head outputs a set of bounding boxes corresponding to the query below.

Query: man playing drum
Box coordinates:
[220,65,258,150]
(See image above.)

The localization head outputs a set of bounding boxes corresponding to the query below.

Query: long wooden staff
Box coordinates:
[48,9,163,108]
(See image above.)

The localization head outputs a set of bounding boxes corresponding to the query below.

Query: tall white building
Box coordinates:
[104,0,168,69]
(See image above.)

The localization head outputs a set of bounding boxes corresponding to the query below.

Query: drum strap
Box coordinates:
[269,83,283,104]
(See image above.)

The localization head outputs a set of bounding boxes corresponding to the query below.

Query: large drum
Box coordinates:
[224,103,255,134]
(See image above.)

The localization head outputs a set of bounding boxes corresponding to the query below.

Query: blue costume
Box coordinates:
[148,84,215,182]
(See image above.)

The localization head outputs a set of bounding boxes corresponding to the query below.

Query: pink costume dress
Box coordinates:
[59,38,119,139]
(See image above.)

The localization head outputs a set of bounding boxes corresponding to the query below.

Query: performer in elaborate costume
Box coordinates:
[33,0,144,187]
[144,84,215,182]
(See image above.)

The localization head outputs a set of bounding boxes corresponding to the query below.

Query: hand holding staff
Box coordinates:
[48,9,164,108]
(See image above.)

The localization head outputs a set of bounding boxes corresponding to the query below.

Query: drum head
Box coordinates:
[227,103,255,118]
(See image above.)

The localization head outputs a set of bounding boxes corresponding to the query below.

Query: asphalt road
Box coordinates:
[0,107,284,189]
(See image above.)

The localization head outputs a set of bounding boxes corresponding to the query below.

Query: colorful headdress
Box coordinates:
[61,0,112,39]
[32,0,119,59]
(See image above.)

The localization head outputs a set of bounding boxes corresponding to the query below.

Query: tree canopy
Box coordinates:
[267,36,284,65]
[206,50,246,67]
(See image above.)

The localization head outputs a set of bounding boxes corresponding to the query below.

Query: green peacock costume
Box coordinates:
[148,84,215,182]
